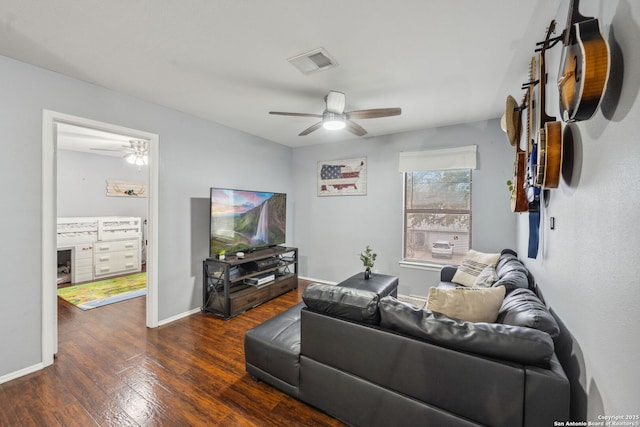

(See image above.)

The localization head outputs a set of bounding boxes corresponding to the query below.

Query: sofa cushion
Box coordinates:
[451,250,500,287]
[473,265,499,288]
[302,283,380,324]
[427,286,506,323]
[497,288,560,339]
[379,296,555,367]
[494,251,532,292]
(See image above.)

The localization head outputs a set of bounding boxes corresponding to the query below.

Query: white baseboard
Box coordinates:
[158,307,201,327]
[299,276,337,285]
[0,362,45,385]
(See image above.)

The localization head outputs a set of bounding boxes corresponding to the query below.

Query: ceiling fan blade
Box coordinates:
[90,148,122,152]
[269,111,323,118]
[346,108,402,120]
[345,120,368,137]
[299,122,323,136]
[326,91,346,114]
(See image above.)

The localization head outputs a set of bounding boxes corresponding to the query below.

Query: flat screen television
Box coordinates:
[209,187,286,256]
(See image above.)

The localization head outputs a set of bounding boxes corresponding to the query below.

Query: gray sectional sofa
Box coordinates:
[244,251,569,426]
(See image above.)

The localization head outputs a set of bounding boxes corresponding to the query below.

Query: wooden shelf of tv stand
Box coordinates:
[202,246,298,319]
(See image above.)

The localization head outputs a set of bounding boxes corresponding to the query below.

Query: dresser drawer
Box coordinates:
[94,260,139,277]
[94,239,139,253]
[94,251,139,265]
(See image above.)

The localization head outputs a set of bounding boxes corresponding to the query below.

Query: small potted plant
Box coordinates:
[360,245,377,280]
[218,250,226,260]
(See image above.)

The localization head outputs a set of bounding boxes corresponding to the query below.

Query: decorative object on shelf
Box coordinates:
[106,180,147,197]
[557,0,610,122]
[218,250,226,260]
[317,157,367,196]
[360,245,377,280]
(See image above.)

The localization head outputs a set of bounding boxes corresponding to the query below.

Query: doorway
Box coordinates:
[42,110,159,364]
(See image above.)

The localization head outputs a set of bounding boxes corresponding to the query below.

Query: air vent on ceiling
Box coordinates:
[287,48,338,75]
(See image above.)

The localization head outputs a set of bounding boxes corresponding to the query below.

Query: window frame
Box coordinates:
[402,168,472,266]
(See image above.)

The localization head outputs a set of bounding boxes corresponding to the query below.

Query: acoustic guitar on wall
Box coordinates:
[507,94,528,213]
[535,21,563,189]
[557,0,610,122]
[525,55,540,211]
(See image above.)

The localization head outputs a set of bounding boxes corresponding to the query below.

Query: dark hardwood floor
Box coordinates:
[0,280,345,426]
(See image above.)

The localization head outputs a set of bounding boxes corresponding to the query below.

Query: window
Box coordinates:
[403,169,471,264]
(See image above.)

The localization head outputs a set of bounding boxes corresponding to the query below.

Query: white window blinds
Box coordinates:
[398,145,477,172]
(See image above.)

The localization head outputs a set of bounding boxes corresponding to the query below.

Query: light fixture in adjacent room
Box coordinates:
[125,139,148,166]
[125,152,148,166]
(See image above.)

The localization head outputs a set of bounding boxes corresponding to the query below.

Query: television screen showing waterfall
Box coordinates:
[209,187,286,256]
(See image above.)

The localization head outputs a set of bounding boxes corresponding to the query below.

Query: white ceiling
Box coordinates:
[0,0,559,148]
[55,122,144,157]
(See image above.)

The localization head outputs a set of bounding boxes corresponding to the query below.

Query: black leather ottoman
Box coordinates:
[244,274,399,398]
[337,272,398,298]
[245,302,304,397]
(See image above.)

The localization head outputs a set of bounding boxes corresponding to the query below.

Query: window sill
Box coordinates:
[398,260,445,272]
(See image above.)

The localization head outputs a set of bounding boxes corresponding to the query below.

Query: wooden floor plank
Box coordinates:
[0,280,345,426]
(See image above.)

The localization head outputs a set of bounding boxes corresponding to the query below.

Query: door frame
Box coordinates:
[41,110,159,364]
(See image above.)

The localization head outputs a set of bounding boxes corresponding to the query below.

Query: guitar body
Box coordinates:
[511,147,529,212]
[558,18,610,121]
[536,121,563,188]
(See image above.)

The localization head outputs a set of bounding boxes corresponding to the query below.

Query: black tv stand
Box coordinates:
[202,246,298,319]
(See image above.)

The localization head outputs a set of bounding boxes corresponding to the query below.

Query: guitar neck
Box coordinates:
[564,0,593,44]
[538,53,555,124]
[537,22,557,125]
[527,56,536,153]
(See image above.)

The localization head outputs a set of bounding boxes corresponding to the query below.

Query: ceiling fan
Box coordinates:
[90,139,148,165]
[269,91,401,136]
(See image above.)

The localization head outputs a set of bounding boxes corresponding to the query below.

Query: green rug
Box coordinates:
[57,272,146,310]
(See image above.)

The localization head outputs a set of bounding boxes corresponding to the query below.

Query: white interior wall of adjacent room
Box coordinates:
[57,150,148,219]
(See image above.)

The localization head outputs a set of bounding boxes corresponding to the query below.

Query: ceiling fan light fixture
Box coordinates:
[323,120,346,130]
[322,112,346,130]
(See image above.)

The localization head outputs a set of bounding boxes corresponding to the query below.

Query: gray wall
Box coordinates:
[292,119,517,295]
[514,0,640,419]
[57,150,148,219]
[0,53,293,378]
[2,0,640,418]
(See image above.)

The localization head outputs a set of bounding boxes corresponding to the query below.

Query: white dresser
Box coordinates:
[57,217,142,283]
